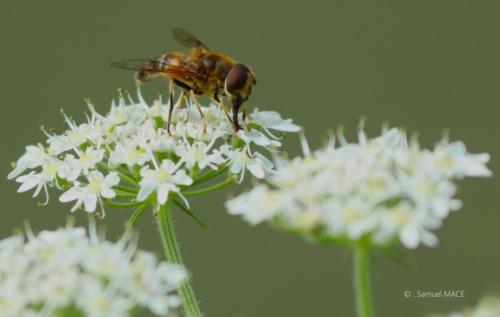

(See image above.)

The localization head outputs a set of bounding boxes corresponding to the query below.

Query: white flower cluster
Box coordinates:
[0,225,186,317]
[8,90,299,215]
[226,126,491,249]
[428,297,500,317]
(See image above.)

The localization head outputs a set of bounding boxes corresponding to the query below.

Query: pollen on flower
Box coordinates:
[390,206,410,227]
[225,125,492,249]
[8,89,299,215]
[345,208,363,223]
[42,162,59,178]
[154,169,172,183]
[87,174,104,194]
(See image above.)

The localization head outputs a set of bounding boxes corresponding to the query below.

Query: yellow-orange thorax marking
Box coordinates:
[161,49,238,97]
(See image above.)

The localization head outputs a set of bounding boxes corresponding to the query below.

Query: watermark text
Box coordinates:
[404,290,465,299]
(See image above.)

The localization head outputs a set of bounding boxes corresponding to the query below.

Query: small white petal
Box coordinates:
[137,182,156,202]
[157,184,171,205]
[83,194,97,212]
[59,187,83,203]
[100,187,116,199]
[247,161,265,179]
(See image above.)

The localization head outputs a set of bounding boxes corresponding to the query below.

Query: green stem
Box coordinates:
[190,164,229,187]
[117,165,139,181]
[183,177,235,197]
[117,173,139,186]
[354,242,375,317]
[124,204,149,231]
[103,199,147,209]
[114,185,138,193]
[172,198,207,229]
[156,204,202,317]
[114,190,137,198]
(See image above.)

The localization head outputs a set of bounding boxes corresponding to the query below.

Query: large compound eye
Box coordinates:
[225,64,250,95]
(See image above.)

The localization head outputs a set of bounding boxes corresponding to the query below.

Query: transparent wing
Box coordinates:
[110,55,185,72]
[172,27,208,50]
[109,58,158,71]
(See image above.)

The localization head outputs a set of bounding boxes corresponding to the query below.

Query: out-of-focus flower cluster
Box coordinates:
[428,297,500,317]
[226,126,491,249]
[0,225,186,317]
[8,90,299,216]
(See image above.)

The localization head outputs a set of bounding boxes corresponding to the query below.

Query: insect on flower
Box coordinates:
[111,27,257,135]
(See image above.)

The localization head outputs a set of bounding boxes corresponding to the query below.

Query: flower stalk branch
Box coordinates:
[190,164,229,187]
[102,199,148,209]
[125,204,149,230]
[183,176,236,197]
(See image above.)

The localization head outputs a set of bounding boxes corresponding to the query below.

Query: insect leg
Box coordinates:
[166,79,175,135]
[190,90,207,133]
[172,79,192,109]
[241,103,248,129]
[231,96,243,134]
[212,94,233,124]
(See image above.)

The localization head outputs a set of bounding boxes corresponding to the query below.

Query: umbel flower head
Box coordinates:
[7,90,299,217]
[0,224,186,317]
[226,124,492,249]
[428,297,500,317]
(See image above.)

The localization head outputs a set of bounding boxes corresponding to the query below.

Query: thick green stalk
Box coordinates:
[354,242,375,317]
[156,204,202,317]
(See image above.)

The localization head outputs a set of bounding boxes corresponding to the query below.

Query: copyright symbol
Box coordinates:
[404,290,412,298]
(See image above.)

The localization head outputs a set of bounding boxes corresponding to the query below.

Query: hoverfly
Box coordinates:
[110,28,256,134]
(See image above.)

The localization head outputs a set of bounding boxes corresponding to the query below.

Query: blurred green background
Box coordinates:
[1,1,499,316]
